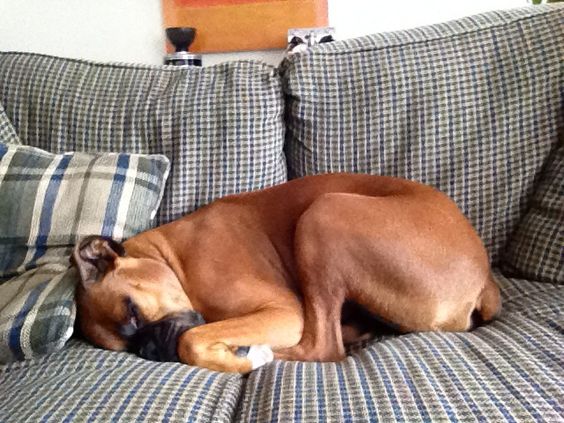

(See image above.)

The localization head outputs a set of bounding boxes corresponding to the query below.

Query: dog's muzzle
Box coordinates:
[126,311,206,362]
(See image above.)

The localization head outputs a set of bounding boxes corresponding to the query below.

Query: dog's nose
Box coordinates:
[127,311,205,362]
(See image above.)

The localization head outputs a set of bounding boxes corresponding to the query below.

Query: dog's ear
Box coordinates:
[72,236,125,287]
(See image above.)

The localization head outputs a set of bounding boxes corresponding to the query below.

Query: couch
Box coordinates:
[0,5,562,422]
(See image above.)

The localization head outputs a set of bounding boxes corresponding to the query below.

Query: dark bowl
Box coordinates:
[166,27,196,52]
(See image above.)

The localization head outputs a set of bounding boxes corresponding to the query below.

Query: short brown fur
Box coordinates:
[74,173,501,373]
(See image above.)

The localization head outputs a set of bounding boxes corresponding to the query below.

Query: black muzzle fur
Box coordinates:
[127,311,206,362]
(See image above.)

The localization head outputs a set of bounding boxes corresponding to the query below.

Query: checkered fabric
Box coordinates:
[237,270,564,423]
[0,143,170,363]
[0,101,20,145]
[281,5,564,264]
[0,340,243,423]
[503,141,564,284]
[0,52,287,224]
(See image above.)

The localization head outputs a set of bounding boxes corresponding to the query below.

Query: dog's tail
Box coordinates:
[471,274,502,328]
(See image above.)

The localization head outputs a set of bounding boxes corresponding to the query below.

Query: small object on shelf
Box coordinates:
[165,27,202,66]
[286,27,335,55]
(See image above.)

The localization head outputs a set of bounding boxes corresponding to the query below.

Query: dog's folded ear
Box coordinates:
[72,236,125,287]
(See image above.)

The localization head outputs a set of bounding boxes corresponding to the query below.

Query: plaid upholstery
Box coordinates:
[1,280,561,423]
[237,270,564,422]
[0,52,287,224]
[503,141,564,284]
[281,5,564,264]
[0,102,20,145]
[0,143,170,363]
[0,340,243,423]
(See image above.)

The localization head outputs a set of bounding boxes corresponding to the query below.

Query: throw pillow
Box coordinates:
[0,143,170,362]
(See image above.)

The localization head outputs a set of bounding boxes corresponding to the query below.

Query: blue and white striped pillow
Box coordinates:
[0,142,170,362]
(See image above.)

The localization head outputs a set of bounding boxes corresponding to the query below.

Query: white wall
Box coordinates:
[0,0,528,67]
[329,0,527,40]
[0,0,165,65]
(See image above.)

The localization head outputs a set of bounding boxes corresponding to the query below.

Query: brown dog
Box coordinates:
[72,173,501,373]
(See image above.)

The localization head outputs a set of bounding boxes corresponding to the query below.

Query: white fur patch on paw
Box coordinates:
[246,344,274,370]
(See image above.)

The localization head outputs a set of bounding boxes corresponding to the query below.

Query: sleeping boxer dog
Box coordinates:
[72,173,501,373]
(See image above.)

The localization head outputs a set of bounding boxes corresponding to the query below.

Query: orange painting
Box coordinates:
[162,0,329,53]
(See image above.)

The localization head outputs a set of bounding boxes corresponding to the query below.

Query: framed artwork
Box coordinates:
[162,0,329,53]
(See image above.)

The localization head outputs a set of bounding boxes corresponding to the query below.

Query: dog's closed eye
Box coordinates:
[120,297,142,337]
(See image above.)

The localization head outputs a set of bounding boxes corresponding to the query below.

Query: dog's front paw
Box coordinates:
[237,345,273,370]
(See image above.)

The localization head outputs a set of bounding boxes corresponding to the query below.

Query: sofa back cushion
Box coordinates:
[0,53,287,224]
[503,141,563,284]
[281,5,563,264]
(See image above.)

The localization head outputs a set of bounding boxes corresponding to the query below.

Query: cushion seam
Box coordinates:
[282,7,563,72]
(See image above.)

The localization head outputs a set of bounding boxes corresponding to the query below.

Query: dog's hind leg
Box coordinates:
[277,189,494,362]
[275,271,347,362]
[275,195,353,363]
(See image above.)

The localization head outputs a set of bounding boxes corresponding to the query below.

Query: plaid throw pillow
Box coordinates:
[0,143,170,362]
[281,5,564,264]
[503,142,564,284]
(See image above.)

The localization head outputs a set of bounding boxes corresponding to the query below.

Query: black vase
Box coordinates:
[165,27,202,67]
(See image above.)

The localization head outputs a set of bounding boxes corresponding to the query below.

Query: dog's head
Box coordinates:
[72,235,202,359]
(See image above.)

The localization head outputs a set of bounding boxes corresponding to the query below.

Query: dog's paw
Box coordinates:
[245,345,274,370]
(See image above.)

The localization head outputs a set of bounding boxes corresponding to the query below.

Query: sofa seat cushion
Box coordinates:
[237,270,563,422]
[0,52,287,224]
[0,143,169,363]
[281,5,564,264]
[0,340,243,423]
